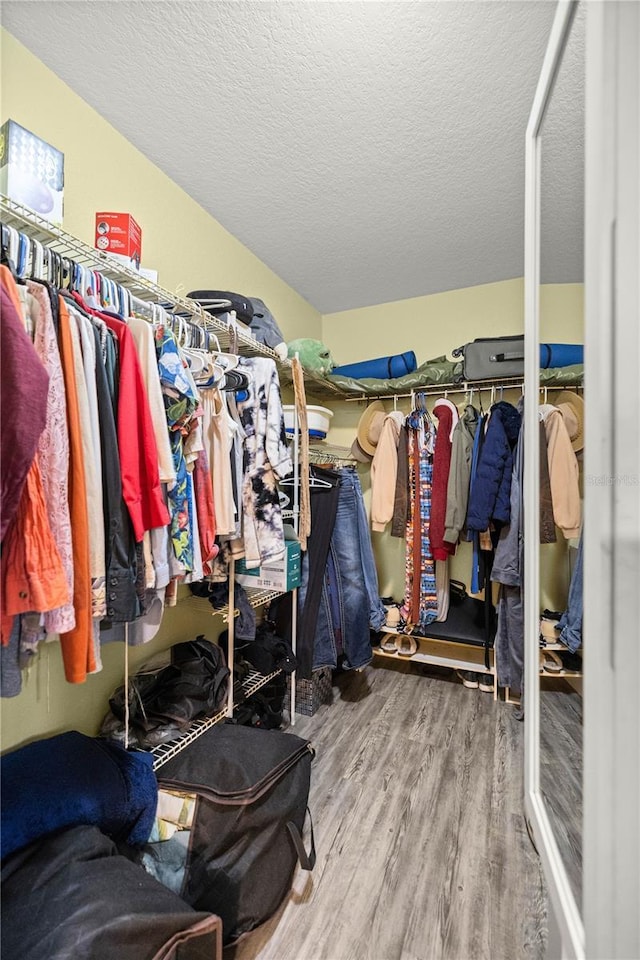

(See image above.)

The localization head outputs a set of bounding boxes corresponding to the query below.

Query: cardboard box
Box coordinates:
[0,119,64,225]
[235,533,301,593]
[95,212,142,271]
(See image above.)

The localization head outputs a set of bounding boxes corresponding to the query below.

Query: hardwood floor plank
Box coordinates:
[228,662,552,960]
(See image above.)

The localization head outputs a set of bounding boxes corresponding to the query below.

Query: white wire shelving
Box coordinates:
[151,668,281,770]
[182,586,285,623]
[0,195,345,398]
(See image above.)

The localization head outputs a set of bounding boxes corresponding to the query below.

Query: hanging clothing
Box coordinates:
[539,404,581,539]
[310,469,380,673]
[27,280,75,634]
[193,448,218,576]
[371,411,404,532]
[443,404,480,546]
[57,296,95,683]
[492,405,525,692]
[200,387,236,538]
[129,317,176,485]
[155,326,199,572]
[557,532,583,653]
[1,458,71,643]
[429,398,459,561]
[69,308,106,619]
[415,436,438,630]
[0,284,49,542]
[91,324,139,624]
[467,411,487,595]
[236,357,292,568]
[94,303,170,542]
[391,424,410,538]
[402,409,438,629]
[466,401,522,532]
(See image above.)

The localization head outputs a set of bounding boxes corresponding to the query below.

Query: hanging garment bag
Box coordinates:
[155,724,315,945]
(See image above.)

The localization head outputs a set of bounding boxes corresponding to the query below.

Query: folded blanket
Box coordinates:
[1,731,157,860]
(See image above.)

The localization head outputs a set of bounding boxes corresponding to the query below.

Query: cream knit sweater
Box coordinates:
[371,412,405,532]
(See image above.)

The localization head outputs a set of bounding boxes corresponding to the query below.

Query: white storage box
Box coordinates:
[283,404,333,439]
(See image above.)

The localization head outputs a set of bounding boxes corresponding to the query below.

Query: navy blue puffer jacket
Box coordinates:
[466,401,522,531]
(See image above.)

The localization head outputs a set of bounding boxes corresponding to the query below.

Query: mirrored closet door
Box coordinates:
[524,2,585,957]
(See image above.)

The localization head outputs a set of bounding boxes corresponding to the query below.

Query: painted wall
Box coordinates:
[0,30,322,344]
[322,277,584,368]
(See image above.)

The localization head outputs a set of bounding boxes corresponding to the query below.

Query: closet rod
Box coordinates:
[343,378,584,403]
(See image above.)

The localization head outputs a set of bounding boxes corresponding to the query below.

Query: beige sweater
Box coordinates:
[540,405,581,538]
[371,412,404,532]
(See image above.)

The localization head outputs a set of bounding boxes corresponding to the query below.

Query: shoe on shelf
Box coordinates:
[380,634,398,654]
[456,670,480,689]
[395,634,418,657]
[540,650,563,673]
[385,606,401,629]
[478,674,494,693]
[559,649,582,673]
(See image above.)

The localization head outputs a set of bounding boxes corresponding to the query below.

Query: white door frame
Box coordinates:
[524,3,584,958]
[583,3,640,958]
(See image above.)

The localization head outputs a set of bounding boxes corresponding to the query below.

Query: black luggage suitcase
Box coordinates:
[155,723,315,945]
[452,334,524,381]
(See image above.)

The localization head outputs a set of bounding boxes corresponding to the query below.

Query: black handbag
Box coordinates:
[155,724,315,945]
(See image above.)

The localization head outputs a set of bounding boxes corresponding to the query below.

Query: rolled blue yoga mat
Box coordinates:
[540,344,583,368]
[332,350,417,380]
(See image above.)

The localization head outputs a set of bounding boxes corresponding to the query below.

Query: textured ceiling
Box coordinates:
[2,1,584,313]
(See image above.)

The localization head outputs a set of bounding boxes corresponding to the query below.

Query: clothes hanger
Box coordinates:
[280,470,332,490]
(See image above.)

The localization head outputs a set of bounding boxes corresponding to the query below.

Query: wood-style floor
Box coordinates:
[540,681,583,912]
[228,660,548,960]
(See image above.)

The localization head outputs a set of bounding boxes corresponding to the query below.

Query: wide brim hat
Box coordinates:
[555,390,584,452]
[355,400,386,457]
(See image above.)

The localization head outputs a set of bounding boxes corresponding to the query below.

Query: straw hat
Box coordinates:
[555,391,584,452]
[354,400,387,458]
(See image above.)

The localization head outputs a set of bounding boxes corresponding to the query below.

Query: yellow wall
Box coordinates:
[0,30,322,343]
[322,277,584,367]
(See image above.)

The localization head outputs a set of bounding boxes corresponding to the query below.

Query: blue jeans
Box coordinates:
[313,469,384,671]
[557,532,583,653]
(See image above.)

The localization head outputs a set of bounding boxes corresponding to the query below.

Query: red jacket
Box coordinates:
[430,400,459,562]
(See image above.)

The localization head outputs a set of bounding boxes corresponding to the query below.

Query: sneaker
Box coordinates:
[478,673,494,692]
[456,670,479,689]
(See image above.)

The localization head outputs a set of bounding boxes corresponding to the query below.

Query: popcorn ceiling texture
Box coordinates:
[2,1,582,313]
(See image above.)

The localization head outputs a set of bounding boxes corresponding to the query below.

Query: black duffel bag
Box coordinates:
[155,724,316,944]
[1,825,223,960]
[104,637,229,748]
[187,290,253,326]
